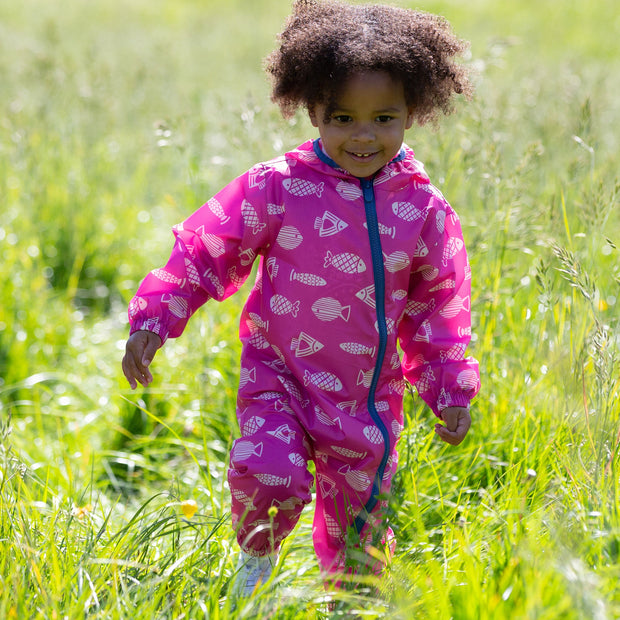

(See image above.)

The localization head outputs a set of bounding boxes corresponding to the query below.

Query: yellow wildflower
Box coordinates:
[181,499,198,519]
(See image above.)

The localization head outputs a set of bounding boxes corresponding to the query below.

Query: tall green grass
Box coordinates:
[1,0,619,617]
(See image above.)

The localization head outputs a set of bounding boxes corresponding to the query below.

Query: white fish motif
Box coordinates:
[248,312,269,331]
[392,201,424,222]
[314,211,348,237]
[238,247,256,266]
[262,358,287,372]
[153,269,186,287]
[340,342,376,356]
[304,370,343,392]
[430,279,456,292]
[231,488,257,510]
[336,180,362,201]
[442,237,464,266]
[289,453,306,467]
[440,342,467,362]
[256,391,285,401]
[270,294,300,318]
[405,298,435,316]
[356,285,375,308]
[315,405,342,429]
[278,376,310,407]
[414,319,432,342]
[417,265,439,281]
[363,425,384,445]
[324,250,366,274]
[184,258,201,289]
[315,451,329,464]
[249,332,270,350]
[290,269,326,287]
[312,297,351,322]
[324,514,345,540]
[376,400,390,412]
[439,295,471,319]
[331,445,367,460]
[416,366,435,393]
[227,266,244,288]
[254,473,292,487]
[436,209,446,233]
[267,423,296,444]
[276,225,304,250]
[390,353,401,369]
[242,415,265,436]
[458,326,472,338]
[437,388,453,411]
[239,366,256,389]
[374,317,395,334]
[283,178,324,198]
[196,225,225,258]
[128,296,147,318]
[233,440,263,460]
[202,268,224,297]
[357,369,374,388]
[389,378,407,395]
[241,200,266,235]
[248,166,266,189]
[336,400,358,416]
[391,419,403,438]
[457,369,479,391]
[161,294,188,318]
[317,474,338,498]
[266,257,279,280]
[364,221,397,239]
[291,331,324,357]
[207,197,230,224]
[339,465,372,492]
[374,166,399,185]
[384,250,410,273]
[271,496,303,511]
[267,203,285,215]
[414,237,429,257]
[137,317,160,333]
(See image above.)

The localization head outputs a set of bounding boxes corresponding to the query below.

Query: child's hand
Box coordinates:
[122,330,162,389]
[435,407,471,445]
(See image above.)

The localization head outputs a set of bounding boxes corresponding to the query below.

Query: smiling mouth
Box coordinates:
[349,151,377,159]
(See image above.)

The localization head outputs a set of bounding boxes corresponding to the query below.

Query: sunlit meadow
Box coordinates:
[1,0,619,618]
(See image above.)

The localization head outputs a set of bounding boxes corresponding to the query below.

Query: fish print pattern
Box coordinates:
[314,211,348,237]
[324,250,366,274]
[311,297,351,322]
[283,178,324,198]
[128,139,480,570]
[291,331,324,357]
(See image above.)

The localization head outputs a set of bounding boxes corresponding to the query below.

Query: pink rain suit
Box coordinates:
[128,139,480,572]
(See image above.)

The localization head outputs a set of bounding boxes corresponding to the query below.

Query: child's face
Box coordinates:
[309,71,414,178]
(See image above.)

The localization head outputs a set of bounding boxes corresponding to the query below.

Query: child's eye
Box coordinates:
[332,115,352,124]
[376,115,394,123]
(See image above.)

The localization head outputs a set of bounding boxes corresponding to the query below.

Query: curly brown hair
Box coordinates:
[265,0,472,125]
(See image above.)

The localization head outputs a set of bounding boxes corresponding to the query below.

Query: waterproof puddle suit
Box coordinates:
[128,139,480,572]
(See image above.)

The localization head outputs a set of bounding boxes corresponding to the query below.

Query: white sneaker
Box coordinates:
[232,551,277,598]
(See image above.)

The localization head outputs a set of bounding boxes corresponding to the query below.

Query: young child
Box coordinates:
[122,0,480,598]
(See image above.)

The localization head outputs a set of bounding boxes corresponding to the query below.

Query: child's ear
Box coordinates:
[405,107,415,129]
[308,106,319,128]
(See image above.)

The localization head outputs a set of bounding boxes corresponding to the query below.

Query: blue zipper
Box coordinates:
[354,177,391,534]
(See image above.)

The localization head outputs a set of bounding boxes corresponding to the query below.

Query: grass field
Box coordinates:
[1,0,619,617]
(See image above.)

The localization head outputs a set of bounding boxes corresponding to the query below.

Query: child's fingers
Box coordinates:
[435,407,471,445]
[122,331,160,389]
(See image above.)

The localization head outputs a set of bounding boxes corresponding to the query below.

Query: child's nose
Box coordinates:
[352,123,375,142]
